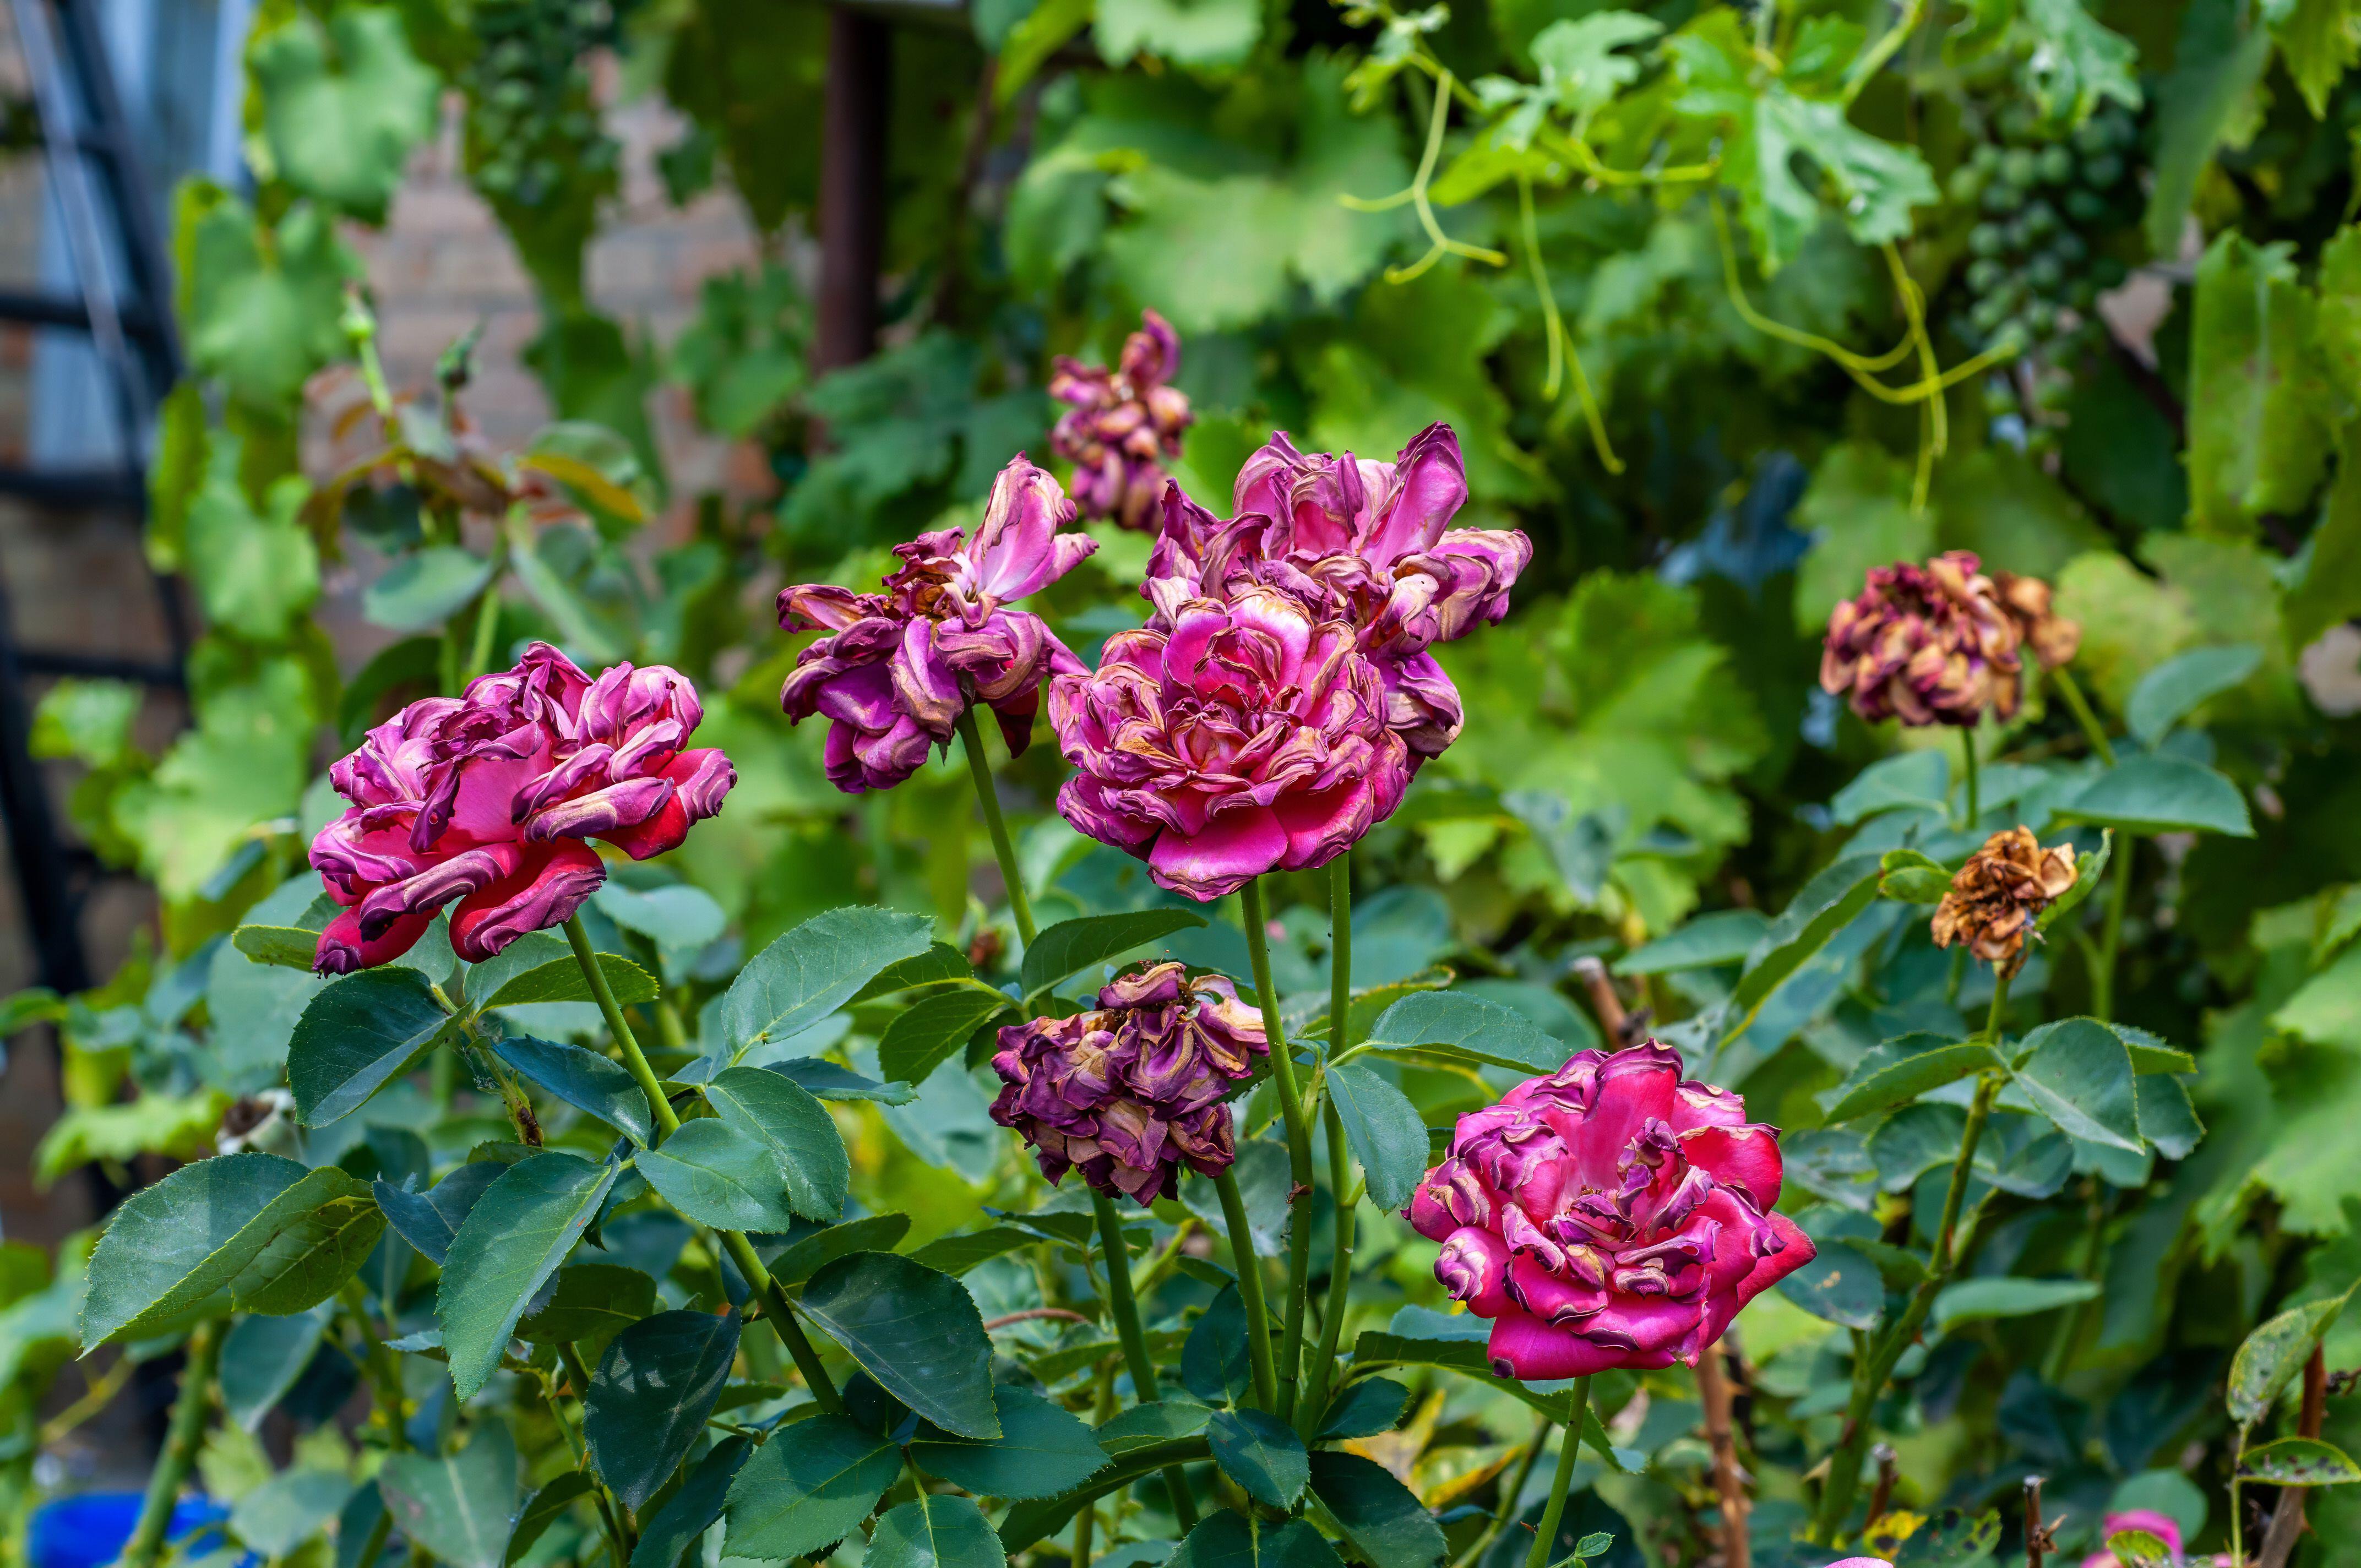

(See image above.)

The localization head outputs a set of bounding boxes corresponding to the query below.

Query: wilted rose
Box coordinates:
[1145,423,1530,763]
[1048,585,1411,899]
[1407,1041,1814,1379]
[989,961,1267,1205]
[1820,551,2023,727]
[779,455,1097,792]
[1049,309,1193,532]
[1992,569,2082,669]
[1931,826,2077,977]
[311,644,734,972]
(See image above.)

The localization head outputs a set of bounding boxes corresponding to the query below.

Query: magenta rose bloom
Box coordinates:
[1049,309,1193,532]
[990,961,1266,1205]
[780,455,1097,793]
[1407,1041,1814,1380]
[309,644,735,973]
[1048,584,1411,899]
[1145,423,1530,762]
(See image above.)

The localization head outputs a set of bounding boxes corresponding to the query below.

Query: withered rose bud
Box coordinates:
[1049,310,1194,532]
[1820,551,2024,728]
[988,961,1267,1205]
[1931,826,2078,977]
[1991,569,2081,669]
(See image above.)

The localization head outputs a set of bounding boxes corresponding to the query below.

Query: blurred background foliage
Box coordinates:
[8,0,2361,1562]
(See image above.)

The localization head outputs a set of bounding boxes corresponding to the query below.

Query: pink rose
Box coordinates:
[1048,585,1411,900]
[310,644,733,971]
[1408,1041,1815,1379]
[1049,309,1193,532]
[779,455,1097,792]
[1145,423,1530,763]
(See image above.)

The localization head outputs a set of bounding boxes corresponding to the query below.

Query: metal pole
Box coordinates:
[815,6,890,373]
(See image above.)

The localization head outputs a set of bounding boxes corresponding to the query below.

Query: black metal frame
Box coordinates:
[0,0,187,997]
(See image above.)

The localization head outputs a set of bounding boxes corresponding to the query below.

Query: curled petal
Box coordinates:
[315,907,433,976]
[448,842,607,961]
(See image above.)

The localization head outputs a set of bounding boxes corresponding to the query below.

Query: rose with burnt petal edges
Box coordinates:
[1407,1041,1814,1379]
[1144,423,1530,762]
[1049,309,1194,532]
[1048,585,1411,900]
[780,455,1097,792]
[989,961,1267,1205]
[1820,551,2024,727]
[309,644,735,972]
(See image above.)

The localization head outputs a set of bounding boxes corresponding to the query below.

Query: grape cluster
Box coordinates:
[1946,101,2139,360]
[463,0,629,209]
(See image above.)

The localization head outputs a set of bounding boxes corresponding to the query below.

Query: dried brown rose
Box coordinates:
[1821,551,2025,727]
[1931,826,2079,977]
[1992,570,2082,669]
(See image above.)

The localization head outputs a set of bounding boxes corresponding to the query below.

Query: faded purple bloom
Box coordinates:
[989,961,1266,1205]
[1407,1041,1814,1380]
[1047,585,1411,900]
[1049,309,1193,532]
[1145,423,1530,763]
[310,644,735,972]
[780,456,1097,793]
[1820,550,2024,727]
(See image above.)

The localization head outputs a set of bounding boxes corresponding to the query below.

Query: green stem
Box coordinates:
[2093,835,2134,1023]
[1297,857,1357,1437]
[564,916,842,1414]
[1960,731,1980,831]
[2050,666,2117,766]
[1810,974,2012,1544]
[567,916,679,1139]
[1212,1167,1281,1413]
[656,998,691,1055]
[122,1321,221,1568]
[956,705,1037,946]
[1091,1190,1158,1398]
[1239,878,1316,1422]
[1521,1379,1596,1568]
[1299,1096,1359,1439]
[1450,1413,1551,1568]
[461,551,505,688]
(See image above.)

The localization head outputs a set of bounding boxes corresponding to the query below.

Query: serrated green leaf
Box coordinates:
[380,1428,518,1568]
[2011,1017,2143,1152]
[719,907,936,1059]
[908,1385,1107,1500]
[1209,1408,1309,1509]
[289,967,453,1126]
[723,1413,901,1560]
[482,953,659,1010]
[493,1034,655,1148]
[438,1153,621,1400]
[585,1309,741,1510]
[797,1252,999,1439]
[1326,1062,1429,1213]
[877,986,1016,1085]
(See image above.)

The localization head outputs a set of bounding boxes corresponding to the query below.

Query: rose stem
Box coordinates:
[2255,1346,2329,1568]
[1960,729,1981,830]
[1522,1378,1597,1568]
[1212,1166,1281,1413]
[121,1320,221,1568]
[1450,1412,1551,1568]
[460,536,508,688]
[2049,664,2117,766]
[2092,835,2134,1023]
[1812,970,2012,1543]
[563,914,844,1414]
[1240,876,1318,1422]
[956,705,1037,945]
[1698,1341,1750,1568]
[1297,856,1358,1438]
[1092,1188,1200,1528]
